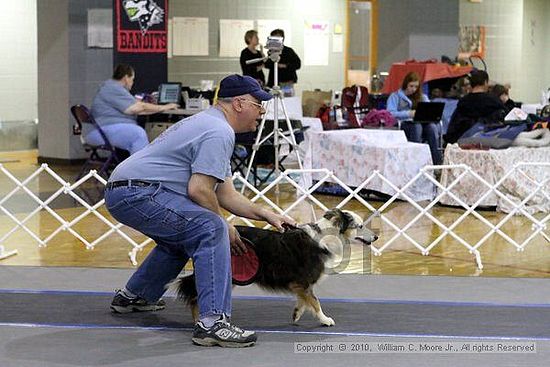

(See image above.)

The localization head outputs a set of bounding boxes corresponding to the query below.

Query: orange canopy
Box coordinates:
[381,61,473,94]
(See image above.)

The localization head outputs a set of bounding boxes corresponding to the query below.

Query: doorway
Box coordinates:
[345,0,378,89]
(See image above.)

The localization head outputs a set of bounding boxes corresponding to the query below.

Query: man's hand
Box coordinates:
[228,224,247,255]
[161,103,179,111]
[263,211,296,232]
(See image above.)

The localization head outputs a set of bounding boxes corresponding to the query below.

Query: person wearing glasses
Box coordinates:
[103,74,295,348]
[88,64,178,155]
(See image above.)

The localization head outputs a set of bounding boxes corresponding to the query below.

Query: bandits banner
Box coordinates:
[113,0,168,93]
[115,0,168,53]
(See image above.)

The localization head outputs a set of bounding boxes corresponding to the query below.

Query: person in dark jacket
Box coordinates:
[490,84,516,113]
[445,70,506,144]
[264,29,301,96]
[239,30,265,86]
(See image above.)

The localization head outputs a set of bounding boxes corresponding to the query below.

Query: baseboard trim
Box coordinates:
[37,156,87,166]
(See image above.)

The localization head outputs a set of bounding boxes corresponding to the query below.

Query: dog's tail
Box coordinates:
[167,273,197,306]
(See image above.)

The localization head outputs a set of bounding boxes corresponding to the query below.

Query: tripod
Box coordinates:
[241,55,304,194]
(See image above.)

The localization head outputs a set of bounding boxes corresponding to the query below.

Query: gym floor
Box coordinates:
[1,150,549,366]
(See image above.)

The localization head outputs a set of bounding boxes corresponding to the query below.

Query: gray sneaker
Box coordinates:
[110,289,166,314]
[192,316,257,348]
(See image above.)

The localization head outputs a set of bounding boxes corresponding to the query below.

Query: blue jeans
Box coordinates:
[104,182,232,318]
[401,121,442,165]
[85,123,149,155]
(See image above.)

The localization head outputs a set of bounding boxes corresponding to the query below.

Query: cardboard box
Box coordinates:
[302,90,332,117]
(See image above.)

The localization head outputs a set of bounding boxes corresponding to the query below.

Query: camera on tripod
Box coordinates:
[266,36,284,62]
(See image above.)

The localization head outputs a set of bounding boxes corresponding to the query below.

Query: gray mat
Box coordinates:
[1,291,549,339]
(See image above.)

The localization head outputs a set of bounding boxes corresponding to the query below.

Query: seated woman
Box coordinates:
[490,84,516,113]
[87,64,178,155]
[387,72,442,165]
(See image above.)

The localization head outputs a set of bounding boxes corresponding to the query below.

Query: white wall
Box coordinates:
[0,0,37,122]
[459,0,550,103]
[459,0,523,99]
[521,0,550,104]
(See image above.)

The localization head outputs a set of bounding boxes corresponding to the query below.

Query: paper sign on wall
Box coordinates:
[172,17,209,56]
[219,19,254,57]
[304,21,329,66]
[88,9,113,48]
[458,25,485,58]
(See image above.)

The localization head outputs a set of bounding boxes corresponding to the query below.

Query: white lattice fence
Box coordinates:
[0,162,549,268]
[0,164,153,264]
[231,165,548,269]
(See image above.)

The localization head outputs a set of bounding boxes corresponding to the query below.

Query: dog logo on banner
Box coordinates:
[117,0,167,53]
[122,0,164,35]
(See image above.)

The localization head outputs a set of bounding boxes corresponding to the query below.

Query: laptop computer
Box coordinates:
[158,82,182,105]
[413,102,445,123]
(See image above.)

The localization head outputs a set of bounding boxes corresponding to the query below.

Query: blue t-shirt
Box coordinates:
[90,79,137,128]
[109,107,235,196]
[386,89,429,123]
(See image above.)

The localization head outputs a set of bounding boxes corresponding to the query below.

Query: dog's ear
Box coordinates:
[323,208,350,234]
[323,209,339,221]
[343,212,355,228]
[339,212,354,234]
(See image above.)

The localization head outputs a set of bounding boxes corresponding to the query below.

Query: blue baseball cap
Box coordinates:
[218,74,272,101]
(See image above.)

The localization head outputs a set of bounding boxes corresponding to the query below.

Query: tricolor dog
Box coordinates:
[172,208,378,326]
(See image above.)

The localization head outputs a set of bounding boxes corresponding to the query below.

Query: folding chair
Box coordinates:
[70,104,124,180]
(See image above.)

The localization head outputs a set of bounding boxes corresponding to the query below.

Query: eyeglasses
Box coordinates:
[239,98,265,112]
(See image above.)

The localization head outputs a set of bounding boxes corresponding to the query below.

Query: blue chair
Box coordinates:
[70,104,125,180]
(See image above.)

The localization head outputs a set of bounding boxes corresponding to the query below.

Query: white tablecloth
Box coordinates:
[302,129,435,201]
[440,144,550,213]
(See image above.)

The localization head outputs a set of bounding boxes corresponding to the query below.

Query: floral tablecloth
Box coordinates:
[302,129,435,201]
[439,144,550,213]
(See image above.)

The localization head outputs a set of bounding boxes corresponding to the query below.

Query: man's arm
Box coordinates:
[287,47,301,71]
[216,178,267,220]
[188,173,249,254]
[187,173,223,215]
[216,178,296,231]
[125,101,179,116]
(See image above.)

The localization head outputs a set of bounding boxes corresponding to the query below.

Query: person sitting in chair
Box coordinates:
[387,72,442,165]
[445,70,505,145]
[87,64,178,155]
[490,84,516,114]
